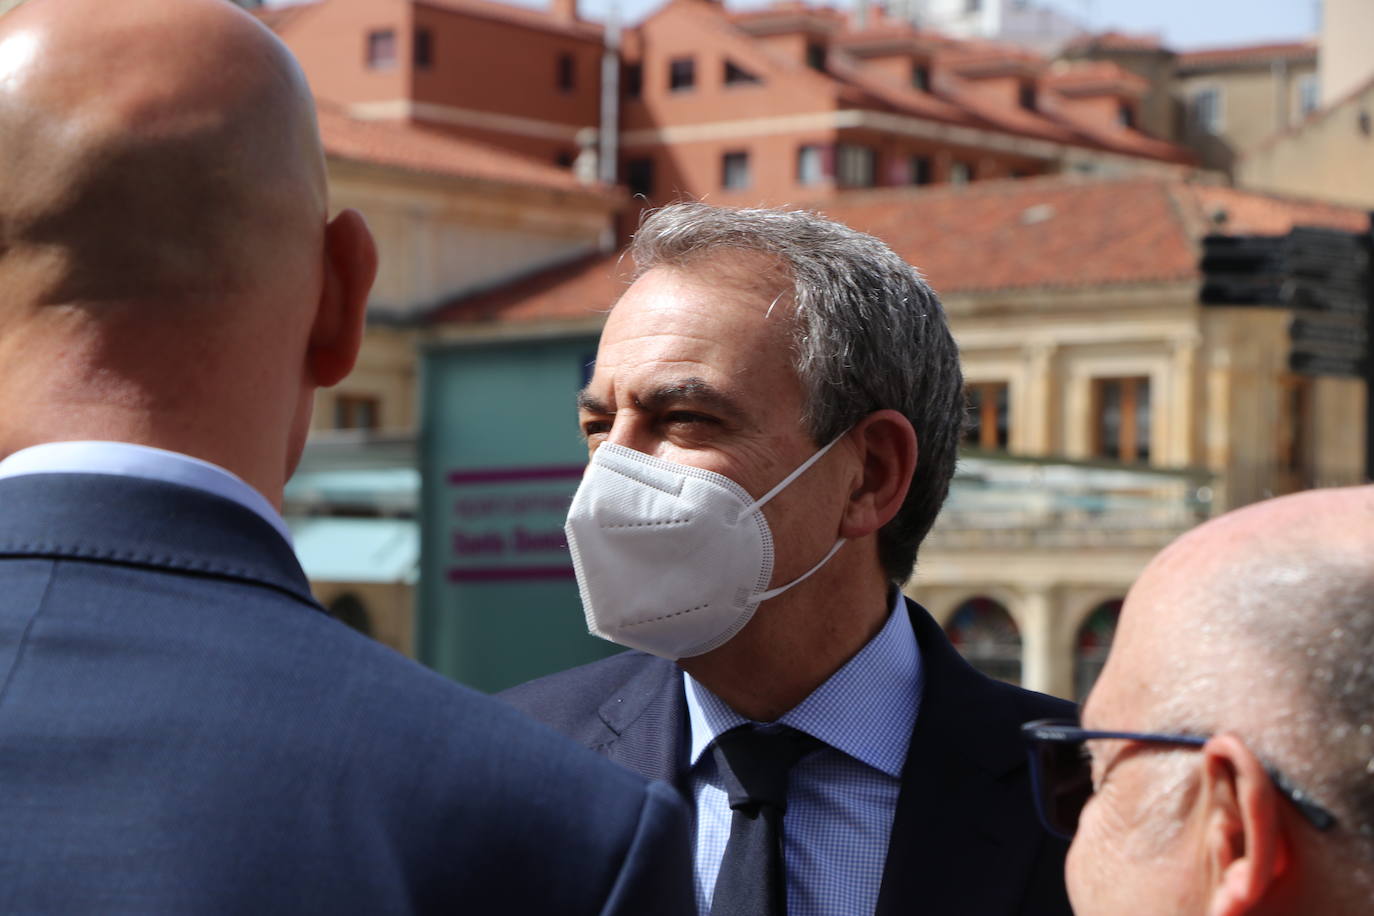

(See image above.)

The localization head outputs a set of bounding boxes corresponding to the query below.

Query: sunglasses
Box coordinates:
[1020,718,1338,840]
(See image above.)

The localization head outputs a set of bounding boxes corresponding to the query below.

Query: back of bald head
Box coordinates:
[1147,486,1374,875]
[0,0,327,312]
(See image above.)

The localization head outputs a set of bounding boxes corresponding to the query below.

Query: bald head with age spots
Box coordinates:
[0,0,376,506]
[1068,485,1374,916]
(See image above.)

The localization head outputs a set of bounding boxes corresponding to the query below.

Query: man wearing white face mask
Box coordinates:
[504,203,1074,916]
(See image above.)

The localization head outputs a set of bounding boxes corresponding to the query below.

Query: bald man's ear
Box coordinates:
[1200,734,1289,916]
[838,409,917,540]
[308,208,377,388]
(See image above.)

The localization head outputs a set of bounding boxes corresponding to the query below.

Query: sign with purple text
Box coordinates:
[444,465,583,584]
[419,335,619,692]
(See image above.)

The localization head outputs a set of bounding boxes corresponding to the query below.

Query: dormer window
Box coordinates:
[912,63,931,92]
[806,42,826,72]
[1118,102,1136,129]
[669,57,696,92]
[1018,82,1036,111]
[724,60,762,87]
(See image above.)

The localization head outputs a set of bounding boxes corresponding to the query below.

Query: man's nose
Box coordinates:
[603,411,656,456]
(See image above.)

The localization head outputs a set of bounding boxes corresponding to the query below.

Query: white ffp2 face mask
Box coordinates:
[564,436,847,660]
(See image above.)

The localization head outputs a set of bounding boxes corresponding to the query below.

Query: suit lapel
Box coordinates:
[594,654,692,792]
[875,600,1053,916]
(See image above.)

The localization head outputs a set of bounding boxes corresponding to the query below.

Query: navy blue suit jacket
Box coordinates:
[503,598,1075,916]
[0,472,693,915]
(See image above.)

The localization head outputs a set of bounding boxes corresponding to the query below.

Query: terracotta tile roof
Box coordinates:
[435,178,1370,323]
[1182,184,1369,237]
[1044,61,1148,96]
[417,0,603,40]
[825,55,982,127]
[1063,31,1164,53]
[1177,40,1316,70]
[432,251,634,324]
[316,105,614,198]
[819,177,1366,294]
[940,42,1046,79]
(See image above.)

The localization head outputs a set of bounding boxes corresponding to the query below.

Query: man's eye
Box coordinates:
[663,411,713,426]
[581,420,611,438]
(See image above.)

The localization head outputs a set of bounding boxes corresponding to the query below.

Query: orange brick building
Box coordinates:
[264,0,1193,215]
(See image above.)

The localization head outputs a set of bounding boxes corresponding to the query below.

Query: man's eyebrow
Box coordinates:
[574,378,745,419]
[576,388,607,414]
[636,378,743,417]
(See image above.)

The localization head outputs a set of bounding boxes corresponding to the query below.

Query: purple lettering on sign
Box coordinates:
[446,566,577,583]
[447,465,585,486]
[452,531,505,556]
[514,526,568,552]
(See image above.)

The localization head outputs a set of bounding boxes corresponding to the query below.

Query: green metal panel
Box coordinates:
[418,335,619,692]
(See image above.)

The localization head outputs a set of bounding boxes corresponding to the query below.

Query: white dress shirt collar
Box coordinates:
[685,587,922,778]
[0,441,292,546]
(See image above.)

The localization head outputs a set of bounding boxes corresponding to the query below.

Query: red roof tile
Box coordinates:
[433,251,634,323]
[435,177,1370,323]
[820,177,1365,294]
[417,0,603,40]
[1177,40,1316,69]
[1044,61,1148,96]
[1063,31,1164,53]
[316,105,614,198]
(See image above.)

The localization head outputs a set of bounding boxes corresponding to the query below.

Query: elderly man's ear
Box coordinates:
[308,208,378,388]
[1200,734,1291,916]
[838,409,918,539]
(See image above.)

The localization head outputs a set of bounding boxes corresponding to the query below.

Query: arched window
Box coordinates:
[329,593,374,638]
[1074,599,1123,701]
[945,597,1022,686]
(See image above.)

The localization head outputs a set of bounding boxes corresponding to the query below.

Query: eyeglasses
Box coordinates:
[1020,718,1338,840]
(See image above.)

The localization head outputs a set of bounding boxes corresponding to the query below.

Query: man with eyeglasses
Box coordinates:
[1021,485,1374,914]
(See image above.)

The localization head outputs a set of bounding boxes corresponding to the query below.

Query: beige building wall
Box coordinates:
[315,157,617,435]
[314,581,416,657]
[907,280,1362,699]
[314,326,421,433]
[1238,79,1374,207]
[1178,57,1317,174]
[329,159,613,319]
[1320,0,1374,107]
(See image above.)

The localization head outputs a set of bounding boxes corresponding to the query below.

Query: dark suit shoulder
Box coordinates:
[500,650,673,731]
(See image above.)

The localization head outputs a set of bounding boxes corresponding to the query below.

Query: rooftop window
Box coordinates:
[669,56,695,92]
[366,29,396,69]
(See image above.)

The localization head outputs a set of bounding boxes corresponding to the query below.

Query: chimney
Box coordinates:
[551,0,578,23]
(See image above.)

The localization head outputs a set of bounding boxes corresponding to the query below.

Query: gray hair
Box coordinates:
[629,202,963,583]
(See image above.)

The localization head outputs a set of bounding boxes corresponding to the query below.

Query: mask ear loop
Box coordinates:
[735,429,852,603]
[735,430,849,523]
[755,538,846,602]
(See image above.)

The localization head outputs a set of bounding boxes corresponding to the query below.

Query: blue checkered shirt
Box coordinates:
[684,591,923,916]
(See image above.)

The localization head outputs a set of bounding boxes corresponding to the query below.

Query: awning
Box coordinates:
[287,517,419,585]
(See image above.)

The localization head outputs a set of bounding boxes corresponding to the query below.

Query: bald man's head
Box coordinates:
[0,0,376,505]
[1070,486,1374,913]
[0,0,327,309]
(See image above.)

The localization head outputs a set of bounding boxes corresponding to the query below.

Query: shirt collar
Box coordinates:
[684,588,922,778]
[0,441,293,546]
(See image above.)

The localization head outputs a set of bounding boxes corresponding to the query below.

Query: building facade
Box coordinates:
[267,0,1192,226]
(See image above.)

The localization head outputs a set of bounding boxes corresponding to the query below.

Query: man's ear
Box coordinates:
[838,409,917,539]
[308,208,377,388]
[1201,734,1289,916]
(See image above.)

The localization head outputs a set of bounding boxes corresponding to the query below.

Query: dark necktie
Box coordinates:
[709,724,824,916]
